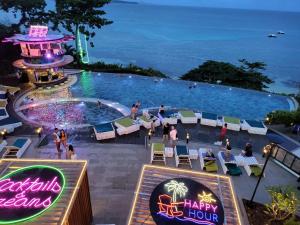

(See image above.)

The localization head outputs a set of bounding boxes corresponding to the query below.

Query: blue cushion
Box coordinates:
[13,139,28,148]
[202,112,217,120]
[0,109,7,117]
[0,117,20,126]
[221,151,235,162]
[176,145,188,156]
[0,94,6,99]
[94,123,114,133]
[245,120,265,128]
[163,110,177,118]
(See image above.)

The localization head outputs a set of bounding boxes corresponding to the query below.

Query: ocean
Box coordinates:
[1,2,300,93]
[88,3,300,94]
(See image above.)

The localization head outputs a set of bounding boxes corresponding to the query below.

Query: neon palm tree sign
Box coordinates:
[0,165,65,224]
[150,178,224,225]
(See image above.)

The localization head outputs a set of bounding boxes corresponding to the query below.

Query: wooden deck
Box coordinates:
[127,165,242,225]
[0,159,91,225]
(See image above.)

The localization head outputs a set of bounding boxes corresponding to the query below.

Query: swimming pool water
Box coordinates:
[21,101,123,127]
[68,72,290,120]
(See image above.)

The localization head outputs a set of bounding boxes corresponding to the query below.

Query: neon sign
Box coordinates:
[150,178,224,225]
[0,165,65,224]
[28,25,48,38]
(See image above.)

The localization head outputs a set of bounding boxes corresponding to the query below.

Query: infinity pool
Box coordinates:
[23,71,291,126]
[69,72,290,120]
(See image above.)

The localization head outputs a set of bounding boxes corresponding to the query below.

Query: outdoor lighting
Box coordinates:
[148,129,152,140]
[36,127,43,138]
[186,132,190,144]
[1,129,7,140]
[249,143,275,206]
[45,53,52,59]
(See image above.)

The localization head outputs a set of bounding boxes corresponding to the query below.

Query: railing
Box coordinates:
[271,144,300,176]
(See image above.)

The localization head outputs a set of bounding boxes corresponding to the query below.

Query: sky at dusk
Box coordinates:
[134,0,300,12]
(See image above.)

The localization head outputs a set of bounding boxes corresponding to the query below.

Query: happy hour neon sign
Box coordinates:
[150,178,225,225]
[0,165,65,224]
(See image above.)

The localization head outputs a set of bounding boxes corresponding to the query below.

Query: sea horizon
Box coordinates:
[84,2,300,94]
[1,1,300,94]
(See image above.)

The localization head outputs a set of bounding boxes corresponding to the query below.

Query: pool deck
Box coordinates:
[1,134,297,225]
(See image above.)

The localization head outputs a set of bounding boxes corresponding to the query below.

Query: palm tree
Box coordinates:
[165,180,188,203]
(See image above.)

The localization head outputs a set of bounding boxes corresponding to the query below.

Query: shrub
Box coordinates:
[265,186,299,221]
[267,109,300,126]
[283,217,300,225]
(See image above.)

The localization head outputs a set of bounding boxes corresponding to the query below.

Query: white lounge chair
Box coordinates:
[114,117,140,136]
[93,122,116,140]
[138,115,160,129]
[151,143,166,165]
[0,100,7,108]
[198,148,218,172]
[0,117,22,133]
[0,94,7,104]
[241,120,268,135]
[217,151,242,176]
[175,145,192,168]
[178,110,198,124]
[235,155,264,176]
[0,140,7,153]
[223,116,241,131]
[0,85,20,96]
[158,110,178,125]
[200,112,218,127]
[0,108,9,120]
[2,138,31,158]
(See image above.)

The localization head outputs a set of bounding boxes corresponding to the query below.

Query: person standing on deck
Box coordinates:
[170,126,178,149]
[53,128,61,153]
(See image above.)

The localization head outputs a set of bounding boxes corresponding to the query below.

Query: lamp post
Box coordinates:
[248,143,274,206]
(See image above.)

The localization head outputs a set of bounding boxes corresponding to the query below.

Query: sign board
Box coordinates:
[150,178,224,225]
[0,165,65,224]
[29,25,48,38]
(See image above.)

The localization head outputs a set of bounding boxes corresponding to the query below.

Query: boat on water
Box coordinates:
[268,34,277,38]
[277,30,285,34]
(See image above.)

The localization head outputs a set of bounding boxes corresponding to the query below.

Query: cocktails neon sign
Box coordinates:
[0,165,65,224]
[150,178,224,225]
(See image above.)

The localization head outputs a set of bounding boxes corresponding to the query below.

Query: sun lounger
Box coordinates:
[114,117,140,136]
[93,122,116,140]
[138,115,160,129]
[0,94,7,103]
[241,120,268,135]
[2,138,31,158]
[200,112,218,127]
[0,117,22,133]
[0,100,7,108]
[198,148,218,172]
[223,116,241,131]
[0,140,7,153]
[175,145,192,168]
[158,110,178,125]
[235,155,264,176]
[0,85,20,95]
[0,108,9,120]
[151,143,166,164]
[217,151,242,176]
[178,110,197,124]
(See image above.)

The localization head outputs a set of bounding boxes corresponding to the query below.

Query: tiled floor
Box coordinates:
[16,136,299,225]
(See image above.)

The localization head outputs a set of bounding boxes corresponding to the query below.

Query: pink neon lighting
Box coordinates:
[0,177,61,209]
[45,53,52,59]
[184,199,218,213]
[29,25,48,38]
